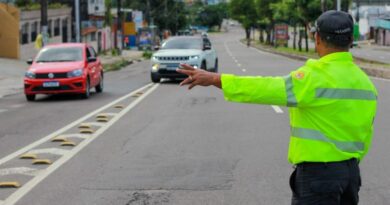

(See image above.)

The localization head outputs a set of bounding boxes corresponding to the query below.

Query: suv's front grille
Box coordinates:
[158,56,189,61]
[35,72,68,79]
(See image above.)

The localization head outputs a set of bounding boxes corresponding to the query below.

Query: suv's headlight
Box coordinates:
[152,56,159,61]
[25,71,36,79]
[190,55,200,60]
[67,69,83,78]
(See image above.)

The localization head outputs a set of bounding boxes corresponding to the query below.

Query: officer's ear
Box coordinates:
[315,32,321,46]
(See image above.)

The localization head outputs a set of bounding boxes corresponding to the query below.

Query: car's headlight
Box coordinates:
[67,69,83,78]
[190,55,200,60]
[152,56,159,61]
[25,71,36,79]
[152,64,159,72]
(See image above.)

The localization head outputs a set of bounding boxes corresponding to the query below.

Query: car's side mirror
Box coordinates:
[27,59,33,65]
[88,57,97,63]
[203,44,211,50]
[154,45,160,51]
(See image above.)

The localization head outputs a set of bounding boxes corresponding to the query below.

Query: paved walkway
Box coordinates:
[0,50,144,99]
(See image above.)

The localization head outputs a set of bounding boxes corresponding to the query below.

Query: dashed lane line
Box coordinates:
[0,83,159,205]
[28,148,70,156]
[0,167,41,177]
[271,105,284,114]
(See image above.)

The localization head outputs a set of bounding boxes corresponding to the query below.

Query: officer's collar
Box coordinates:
[319,52,353,63]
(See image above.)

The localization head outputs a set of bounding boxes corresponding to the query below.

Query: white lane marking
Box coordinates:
[28,148,70,156]
[234,59,238,63]
[224,41,234,57]
[0,167,41,177]
[242,69,246,72]
[271,105,284,113]
[3,83,159,205]
[80,122,106,127]
[9,104,25,108]
[237,64,241,67]
[0,109,7,113]
[0,83,154,166]
[97,112,117,117]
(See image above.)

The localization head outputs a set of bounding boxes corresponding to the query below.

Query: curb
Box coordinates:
[249,42,390,80]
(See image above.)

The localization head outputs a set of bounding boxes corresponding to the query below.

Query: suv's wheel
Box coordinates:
[201,61,207,70]
[26,94,35,101]
[95,74,104,93]
[81,78,90,99]
[151,73,161,83]
[213,59,218,73]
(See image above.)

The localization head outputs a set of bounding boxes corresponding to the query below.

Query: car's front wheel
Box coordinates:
[213,59,218,73]
[81,78,90,99]
[26,94,35,101]
[151,73,161,83]
[95,74,104,93]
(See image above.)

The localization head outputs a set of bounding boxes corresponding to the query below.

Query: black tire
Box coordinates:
[95,74,104,93]
[26,94,35,101]
[213,59,218,73]
[81,78,90,99]
[201,61,207,70]
[151,73,161,83]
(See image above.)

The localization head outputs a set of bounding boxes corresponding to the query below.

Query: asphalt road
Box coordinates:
[0,27,389,205]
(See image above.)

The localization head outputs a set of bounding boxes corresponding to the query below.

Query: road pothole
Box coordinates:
[126,191,171,205]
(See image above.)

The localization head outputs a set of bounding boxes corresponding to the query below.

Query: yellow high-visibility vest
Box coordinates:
[221,52,377,164]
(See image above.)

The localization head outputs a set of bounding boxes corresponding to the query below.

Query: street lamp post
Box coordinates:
[75,0,81,42]
[40,0,48,46]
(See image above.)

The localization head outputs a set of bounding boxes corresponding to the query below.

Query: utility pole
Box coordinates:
[164,0,168,29]
[356,0,360,22]
[337,0,341,11]
[75,0,81,42]
[117,0,123,52]
[40,0,48,46]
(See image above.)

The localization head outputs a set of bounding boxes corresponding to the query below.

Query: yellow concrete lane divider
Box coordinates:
[79,128,94,134]
[78,123,92,129]
[51,136,68,142]
[114,104,124,109]
[19,154,38,160]
[60,141,76,147]
[32,159,51,165]
[0,182,21,188]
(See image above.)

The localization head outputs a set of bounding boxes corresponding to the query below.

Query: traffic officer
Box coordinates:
[177,10,377,205]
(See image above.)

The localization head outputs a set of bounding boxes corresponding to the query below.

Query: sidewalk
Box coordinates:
[0,50,144,99]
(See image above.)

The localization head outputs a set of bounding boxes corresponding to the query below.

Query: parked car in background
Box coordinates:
[24,43,104,101]
[150,36,218,83]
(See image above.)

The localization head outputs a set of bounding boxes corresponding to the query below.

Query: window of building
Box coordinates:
[48,20,52,37]
[21,23,29,44]
[54,19,60,36]
[31,22,38,42]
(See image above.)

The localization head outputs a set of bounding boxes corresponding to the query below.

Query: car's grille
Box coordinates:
[35,72,68,79]
[158,56,189,61]
[32,85,72,91]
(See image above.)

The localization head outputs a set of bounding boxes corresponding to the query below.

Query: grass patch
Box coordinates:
[142,51,153,59]
[103,59,130,72]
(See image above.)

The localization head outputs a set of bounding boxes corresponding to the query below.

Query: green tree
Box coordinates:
[229,0,257,45]
[255,0,277,45]
[196,3,228,31]
[104,0,113,27]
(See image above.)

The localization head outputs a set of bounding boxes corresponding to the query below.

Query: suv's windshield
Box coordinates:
[161,38,202,50]
[36,47,83,62]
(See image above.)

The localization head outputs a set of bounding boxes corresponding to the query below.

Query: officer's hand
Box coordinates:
[177,64,221,89]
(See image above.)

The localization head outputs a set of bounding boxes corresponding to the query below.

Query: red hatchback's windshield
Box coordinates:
[36,47,83,63]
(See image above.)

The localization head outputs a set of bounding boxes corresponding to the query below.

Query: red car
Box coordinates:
[24,43,104,101]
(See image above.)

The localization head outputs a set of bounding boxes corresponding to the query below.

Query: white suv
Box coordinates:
[150,36,218,83]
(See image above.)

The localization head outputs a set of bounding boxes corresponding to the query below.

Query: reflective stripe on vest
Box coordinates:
[284,75,297,107]
[316,88,377,100]
[291,127,365,152]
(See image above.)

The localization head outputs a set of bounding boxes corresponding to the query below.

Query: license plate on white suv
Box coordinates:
[43,81,60,87]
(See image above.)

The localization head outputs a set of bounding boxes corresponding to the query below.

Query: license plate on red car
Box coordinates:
[43,81,60,87]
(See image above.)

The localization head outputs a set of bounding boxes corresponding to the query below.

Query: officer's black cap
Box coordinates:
[311,10,353,41]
